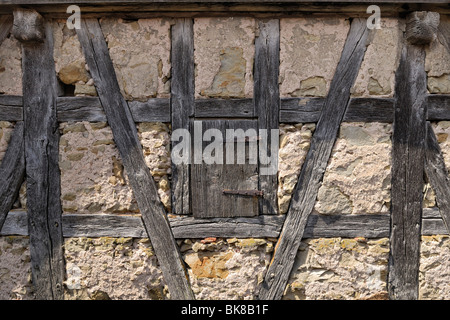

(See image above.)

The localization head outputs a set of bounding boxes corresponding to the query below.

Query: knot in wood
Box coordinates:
[12,9,45,43]
[406,11,440,45]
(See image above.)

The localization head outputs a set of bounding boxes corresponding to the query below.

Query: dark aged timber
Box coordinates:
[0,2,448,301]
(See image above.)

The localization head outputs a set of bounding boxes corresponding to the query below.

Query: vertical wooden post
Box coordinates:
[13,9,65,300]
[171,18,194,214]
[388,11,439,300]
[254,19,280,215]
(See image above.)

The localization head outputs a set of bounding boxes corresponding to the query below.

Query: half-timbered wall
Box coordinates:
[0,2,449,300]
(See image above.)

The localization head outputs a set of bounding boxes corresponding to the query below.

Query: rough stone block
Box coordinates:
[279,17,349,98]
[194,17,255,99]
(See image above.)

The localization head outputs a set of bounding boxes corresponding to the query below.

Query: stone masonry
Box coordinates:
[0,15,449,300]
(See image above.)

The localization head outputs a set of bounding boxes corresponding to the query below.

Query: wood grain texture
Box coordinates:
[388,42,428,301]
[195,99,254,118]
[0,14,12,45]
[427,94,450,121]
[254,19,280,214]
[56,96,106,122]
[0,95,23,121]
[438,17,450,55]
[76,18,194,300]
[280,97,395,123]
[0,122,25,232]
[57,96,170,122]
[3,211,447,238]
[21,21,65,300]
[1,0,447,5]
[191,120,259,218]
[424,121,450,234]
[171,18,194,215]
[129,98,170,122]
[3,95,450,124]
[258,18,371,300]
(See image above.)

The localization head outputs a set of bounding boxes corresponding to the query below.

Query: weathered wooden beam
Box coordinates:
[1,2,450,18]
[254,19,280,214]
[76,18,194,300]
[0,122,25,232]
[129,98,170,123]
[171,18,194,215]
[0,14,13,45]
[427,94,450,120]
[57,96,171,123]
[424,122,450,234]
[1,95,450,123]
[1,0,448,5]
[195,99,254,118]
[437,16,450,54]
[280,97,396,123]
[258,18,371,300]
[0,95,23,121]
[56,96,106,122]
[388,12,432,301]
[17,13,65,300]
[3,210,447,238]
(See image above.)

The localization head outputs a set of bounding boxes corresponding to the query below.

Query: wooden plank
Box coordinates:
[280,97,324,123]
[0,95,22,106]
[422,219,449,235]
[344,97,395,122]
[423,207,441,219]
[195,99,254,118]
[0,15,12,45]
[424,122,450,234]
[427,94,450,120]
[56,96,106,122]
[4,211,447,238]
[171,18,194,215]
[0,122,25,232]
[303,214,390,238]
[170,215,283,238]
[254,19,280,214]
[62,214,147,238]
[258,18,371,300]
[1,95,448,124]
[76,18,194,300]
[57,97,170,122]
[437,16,450,55]
[280,97,395,123]
[129,98,170,122]
[388,35,429,300]
[21,19,65,300]
[191,120,259,218]
[1,0,447,5]
[0,106,23,121]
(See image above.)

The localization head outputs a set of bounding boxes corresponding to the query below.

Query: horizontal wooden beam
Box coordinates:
[1,3,449,18]
[427,94,450,121]
[0,95,449,123]
[195,99,254,118]
[0,95,23,121]
[2,210,447,238]
[424,122,450,234]
[280,97,396,123]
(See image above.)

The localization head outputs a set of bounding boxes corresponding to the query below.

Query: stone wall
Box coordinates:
[0,15,449,300]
